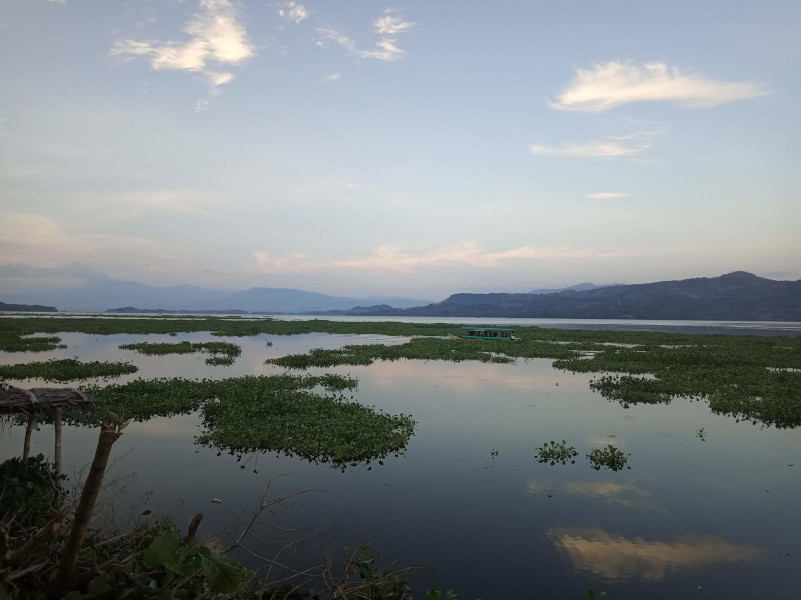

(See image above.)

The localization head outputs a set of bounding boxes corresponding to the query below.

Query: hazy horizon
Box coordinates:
[2,1,799,299]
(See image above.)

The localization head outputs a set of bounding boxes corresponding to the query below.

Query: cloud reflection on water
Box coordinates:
[550,527,762,580]
[365,358,589,393]
[527,480,659,511]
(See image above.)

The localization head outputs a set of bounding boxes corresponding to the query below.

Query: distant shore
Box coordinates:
[533,322,801,337]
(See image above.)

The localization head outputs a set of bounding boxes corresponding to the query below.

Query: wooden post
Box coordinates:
[23,413,35,460]
[53,422,122,593]
[54,407,63,489]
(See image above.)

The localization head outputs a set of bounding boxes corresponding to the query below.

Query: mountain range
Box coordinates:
[1,266,799,321]
[338,271,800,321]
[0,264,432,313]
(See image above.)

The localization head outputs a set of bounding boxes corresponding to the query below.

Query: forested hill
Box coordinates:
[358,272,801,321]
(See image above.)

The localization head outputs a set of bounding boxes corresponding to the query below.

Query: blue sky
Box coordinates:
[1,0,799,299]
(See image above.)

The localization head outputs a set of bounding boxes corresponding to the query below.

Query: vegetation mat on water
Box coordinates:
[587,444,631,471]
[271,330,801,429]
[0,316,456,344]
[0,358,138,382]
[71,374,415,468]
[3,316,801,428]
[119,340,241,365]
[535,440,578,465]
[0,333,66,353]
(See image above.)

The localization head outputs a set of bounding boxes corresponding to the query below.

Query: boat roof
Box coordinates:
[460,327,514,332]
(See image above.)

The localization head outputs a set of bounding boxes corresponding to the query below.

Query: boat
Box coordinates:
[450,327,517,341]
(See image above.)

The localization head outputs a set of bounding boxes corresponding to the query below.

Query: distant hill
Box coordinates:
[0,263,431,312]
[0,301,58,312]
[529,282,610,294]
[336,272,801,321]
[182,287,431,313]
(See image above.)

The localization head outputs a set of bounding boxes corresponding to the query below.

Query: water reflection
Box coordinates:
[527,480,660,511]
[365,358,589,393]
[550,527,762,580]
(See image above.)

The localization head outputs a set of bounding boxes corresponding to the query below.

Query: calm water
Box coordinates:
[2,329,800,599]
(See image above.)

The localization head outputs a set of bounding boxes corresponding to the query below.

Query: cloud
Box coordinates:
[374,11,414,35]
[316,9,413,62]
[530,140,640,158]
[0,213,183,271]
[252,242,626,274]
[587,192,630,199]
[111,0,253,92]
[278,2,308,24]
[551,61,768,112]
[530,130,657,158]
[550,527,761,580]
[323,73,341,83]
[317,28,406,62]
[207,71,234,87]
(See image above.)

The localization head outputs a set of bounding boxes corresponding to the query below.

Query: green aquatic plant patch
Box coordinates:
[0,333,66,353]
[119,340,242,365]
[268,337,516,369]
[589,375,673,406]
[587,445,630,471]
[0,358,138,382]
[75,373,412,467]
[3,315,801,428]
[0,315,455,339]
[535,440,579,465]
[197,385,415,467]
[79,373,357,422]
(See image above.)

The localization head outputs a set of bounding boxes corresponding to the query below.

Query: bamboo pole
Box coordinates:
[22,413,35,460]
[54,407,63,490]
[53,422,122,594]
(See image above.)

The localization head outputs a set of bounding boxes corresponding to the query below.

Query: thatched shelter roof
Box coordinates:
[0,386,94,415]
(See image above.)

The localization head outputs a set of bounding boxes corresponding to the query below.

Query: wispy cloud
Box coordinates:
[374,11,414,35]
[252,242,625,274]
[316,9,414,62]
[111,0,253,92]
[551,61,768,112]
[531,131,657,158]
[323,73,341,83]
[587,192,630,199]
[530,140,641,158]
[278,1,308,24]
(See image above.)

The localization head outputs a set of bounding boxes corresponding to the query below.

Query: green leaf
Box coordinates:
[198,554,243,594]
[143,535,180,569]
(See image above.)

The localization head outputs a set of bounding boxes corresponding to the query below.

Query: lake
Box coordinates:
[1,322,799,599]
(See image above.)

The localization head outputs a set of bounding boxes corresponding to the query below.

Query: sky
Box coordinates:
[1,0,800,300]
